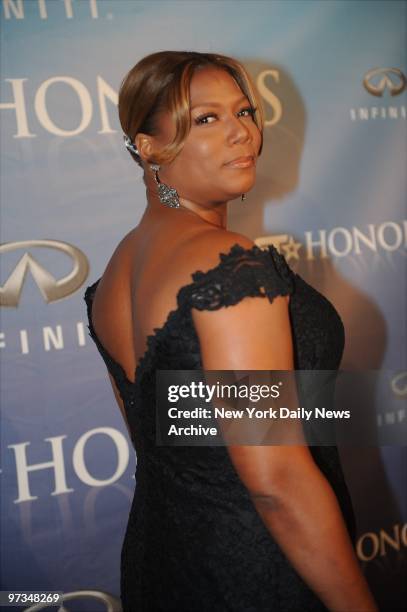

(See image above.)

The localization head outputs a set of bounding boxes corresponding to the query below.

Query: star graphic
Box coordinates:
[281,236,302,262]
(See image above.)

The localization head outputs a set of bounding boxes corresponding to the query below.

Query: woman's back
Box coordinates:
[90,213,226,387]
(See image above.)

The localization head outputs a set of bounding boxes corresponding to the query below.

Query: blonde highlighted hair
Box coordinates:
[118,50,264,167]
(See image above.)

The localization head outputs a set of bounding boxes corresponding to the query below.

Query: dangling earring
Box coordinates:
[241,193,246,202]
[150,163,180,208]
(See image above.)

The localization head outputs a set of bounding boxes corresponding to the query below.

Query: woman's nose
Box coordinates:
[227,115,252,145]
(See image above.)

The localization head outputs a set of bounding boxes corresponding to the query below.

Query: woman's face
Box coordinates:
[151,67,262,205]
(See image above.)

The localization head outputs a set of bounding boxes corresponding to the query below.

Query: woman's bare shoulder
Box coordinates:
[180,228,256,274]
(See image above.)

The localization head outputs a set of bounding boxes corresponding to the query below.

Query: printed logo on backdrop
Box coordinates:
[363,68,406,97]
[8,426,134,504]
[0,240,89,355]
[1,72,282,138]
[356,522,407,562]
[375,371,407,431]
[391,371,407,398]
[2,0,101,20]
[0,75,118,138]
[255,219,407,262]
[350,67,406,121]
[23,590,121,612]
[0,240,89,307]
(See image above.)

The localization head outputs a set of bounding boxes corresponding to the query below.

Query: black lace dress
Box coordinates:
[84,243,356,612]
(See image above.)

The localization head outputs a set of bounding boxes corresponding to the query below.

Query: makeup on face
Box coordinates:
[151,67,262,204]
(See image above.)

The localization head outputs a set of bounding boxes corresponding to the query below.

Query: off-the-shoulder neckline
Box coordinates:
[84,242,291,391]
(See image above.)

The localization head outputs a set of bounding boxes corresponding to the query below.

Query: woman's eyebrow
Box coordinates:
[190,95,249,110]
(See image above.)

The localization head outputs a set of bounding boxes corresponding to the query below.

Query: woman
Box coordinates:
[84,51,377,611]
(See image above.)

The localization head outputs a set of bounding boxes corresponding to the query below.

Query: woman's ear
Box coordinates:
[135,133,155,163]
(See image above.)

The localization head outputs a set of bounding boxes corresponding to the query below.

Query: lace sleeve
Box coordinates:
[187,243,295,311]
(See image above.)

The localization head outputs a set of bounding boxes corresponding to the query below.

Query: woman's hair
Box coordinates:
[118,50,264,167]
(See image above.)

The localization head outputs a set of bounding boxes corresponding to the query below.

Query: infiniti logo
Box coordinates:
[0,240,89,307]
[23,589,121,612]
[363,68,406,97]
[391,371,407,398]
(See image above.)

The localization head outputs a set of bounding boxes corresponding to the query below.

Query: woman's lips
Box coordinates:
[225,155,255,168]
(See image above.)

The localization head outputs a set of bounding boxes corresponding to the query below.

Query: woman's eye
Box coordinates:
[194,106,257,125]
[238,106,256,118]
[195,114,217,125]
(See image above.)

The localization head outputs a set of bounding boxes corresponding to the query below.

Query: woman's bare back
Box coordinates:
[90,213,226,386]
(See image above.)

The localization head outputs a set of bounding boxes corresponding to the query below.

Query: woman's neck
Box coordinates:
[144,190,228,230]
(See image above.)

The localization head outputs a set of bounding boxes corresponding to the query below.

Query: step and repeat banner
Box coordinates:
[1,1,406,610]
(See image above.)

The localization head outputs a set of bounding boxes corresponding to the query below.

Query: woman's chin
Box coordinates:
[228,179,256,199]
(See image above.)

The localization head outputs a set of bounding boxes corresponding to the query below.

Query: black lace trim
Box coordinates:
[185,243,295,311]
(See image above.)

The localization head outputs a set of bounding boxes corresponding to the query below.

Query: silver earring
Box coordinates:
[241,193,246,202]
[150,163,180,208]
[123,134,139,156]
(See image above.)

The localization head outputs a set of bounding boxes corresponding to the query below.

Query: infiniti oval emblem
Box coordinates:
[0,240,89,307]
[391,371,407,398]
[23,589,121,612]
[363,67,406,97]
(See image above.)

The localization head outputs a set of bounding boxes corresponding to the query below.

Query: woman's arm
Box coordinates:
[191,242,377,611]
[229,444,377,612]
